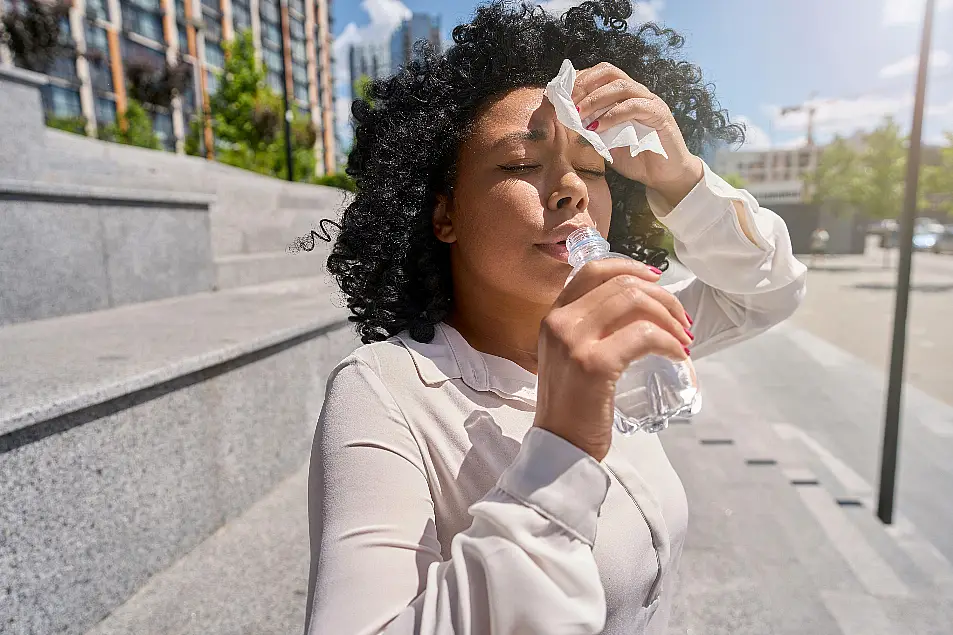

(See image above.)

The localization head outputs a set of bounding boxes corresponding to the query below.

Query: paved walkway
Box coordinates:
[85,323,953,635]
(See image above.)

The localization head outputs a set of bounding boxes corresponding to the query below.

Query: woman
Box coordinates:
[305,1,806,633]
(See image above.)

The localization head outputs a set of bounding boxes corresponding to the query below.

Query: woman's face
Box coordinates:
[434,87,613,308]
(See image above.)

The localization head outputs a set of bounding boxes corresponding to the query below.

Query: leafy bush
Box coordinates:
[45,114,88,136]
[98,100,160,149]
[311,172,357,192]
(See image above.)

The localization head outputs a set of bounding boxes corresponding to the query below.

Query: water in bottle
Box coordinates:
[565,227,701,434]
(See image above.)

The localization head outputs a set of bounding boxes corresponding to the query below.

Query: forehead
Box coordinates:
[467,87,592,151]
[468,87,551,141]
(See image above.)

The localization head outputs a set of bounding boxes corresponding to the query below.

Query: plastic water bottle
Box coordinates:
[565,227,702,434]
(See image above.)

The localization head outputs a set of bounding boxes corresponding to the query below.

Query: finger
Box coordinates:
[596,319,690,372]
[572,275,692,346]
[556,258,660,307]
[576,83,654,127]
[571,61,633,102]
[583,97,670,132]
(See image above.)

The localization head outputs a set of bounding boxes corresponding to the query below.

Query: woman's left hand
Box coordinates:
[573,62,705,207]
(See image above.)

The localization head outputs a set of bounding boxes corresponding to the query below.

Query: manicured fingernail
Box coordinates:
[649,266,662,275]
[576,105,580,112]
[685,328,694,340]
[686,313,694,325]
[684,346,691,356]
[586,120,599,131]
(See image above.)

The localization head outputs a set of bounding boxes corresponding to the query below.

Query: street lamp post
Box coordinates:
[877,0,936,525]
[279,0,295,182]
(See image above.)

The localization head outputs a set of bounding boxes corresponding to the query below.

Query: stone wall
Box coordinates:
[0,180,215,325]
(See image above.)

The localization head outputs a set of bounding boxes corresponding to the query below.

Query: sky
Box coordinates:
[331,0,953,154]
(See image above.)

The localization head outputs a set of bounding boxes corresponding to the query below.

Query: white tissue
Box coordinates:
[545,59,669,163]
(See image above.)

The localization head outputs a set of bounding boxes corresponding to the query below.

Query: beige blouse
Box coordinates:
[305,163,808,635]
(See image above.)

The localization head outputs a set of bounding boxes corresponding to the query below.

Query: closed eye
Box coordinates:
[499,164,606,178]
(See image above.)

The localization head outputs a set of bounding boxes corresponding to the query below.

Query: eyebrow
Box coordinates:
[493,129,593,149]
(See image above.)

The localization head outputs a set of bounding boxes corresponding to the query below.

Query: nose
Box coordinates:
[546,171,589,214]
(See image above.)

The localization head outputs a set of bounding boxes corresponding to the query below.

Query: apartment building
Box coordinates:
[0,0,336,174]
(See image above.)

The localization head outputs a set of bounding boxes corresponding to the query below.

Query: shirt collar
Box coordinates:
[395,323,539,406]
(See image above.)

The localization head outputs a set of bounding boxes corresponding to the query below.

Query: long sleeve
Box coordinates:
[304,353,612,635]
[647,161,808,359]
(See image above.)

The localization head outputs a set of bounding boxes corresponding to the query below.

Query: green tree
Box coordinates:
[99,100,160,149]
[191,29,318,179]
[804,135,863,206]
[922,132,953,217]
[722,173,746,189]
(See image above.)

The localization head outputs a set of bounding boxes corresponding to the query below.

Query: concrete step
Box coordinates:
[215,250,333,291]
[84,464,313,635]
[0,277,360,635]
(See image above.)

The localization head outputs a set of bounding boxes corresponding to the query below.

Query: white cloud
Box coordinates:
[768,94,914,141]
[536,0,665,22]
[734,116,772,150]
[331,0,411,145]
[882,0,953,26]
[880,50,951,78]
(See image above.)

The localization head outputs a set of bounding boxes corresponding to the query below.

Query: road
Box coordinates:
[663,243,953,571]
[790,241,953,407]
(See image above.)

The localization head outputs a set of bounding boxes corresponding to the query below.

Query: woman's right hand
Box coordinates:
[533,259,693,461]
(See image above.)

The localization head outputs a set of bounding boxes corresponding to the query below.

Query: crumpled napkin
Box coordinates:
[545,59,669,163]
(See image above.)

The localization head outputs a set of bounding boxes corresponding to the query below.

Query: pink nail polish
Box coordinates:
[685,328,694,340]
[576,105,580,112]
[586,120,599,131]
[686,313,694,326]
[648,266,662,275]
[684,346,691,356]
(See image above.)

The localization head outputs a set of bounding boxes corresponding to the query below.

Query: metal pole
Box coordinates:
[279,0,294,181]
[877,0,935,525]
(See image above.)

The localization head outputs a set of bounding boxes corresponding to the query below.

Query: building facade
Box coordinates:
[0,0,336,175]
[713,144,821,205]
[389,12,439,75]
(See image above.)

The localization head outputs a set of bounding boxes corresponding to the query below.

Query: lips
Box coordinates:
[536,241,570,262]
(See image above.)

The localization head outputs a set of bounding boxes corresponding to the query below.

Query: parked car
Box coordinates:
[931,225,953,254]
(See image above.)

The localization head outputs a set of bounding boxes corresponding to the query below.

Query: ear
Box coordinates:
[432,193,457,244]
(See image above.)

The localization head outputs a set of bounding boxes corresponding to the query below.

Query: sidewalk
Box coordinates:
[84,326,953,635]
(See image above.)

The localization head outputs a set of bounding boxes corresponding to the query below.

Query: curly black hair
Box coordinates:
[328,0,744,344]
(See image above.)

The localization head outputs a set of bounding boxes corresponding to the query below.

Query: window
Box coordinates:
[89,58,113,91]
[86,24,109,55]
[232,5,251,32]
[128,0,164,11]
[124,6,164,42]
[86,0,109,21]
[263,48,283,74]
[259,0,279,23]
[261,21,281,46]
[204,69,220,95]
[294,81,308,103]
[204,15,223,41]
[291,62,307,83]
[289,0,305,15]
[267,70,283,93]
[177,25,189,51]
[291,40,306,62]
[45,85,83,118]
[49,55,79,83]
[95,97,117,124]
[205,41,224,68]
[175,0,187,21]
[201,0,220,13]
[290,17,305,39]
[152,110,175,150]
[122,36,166,68]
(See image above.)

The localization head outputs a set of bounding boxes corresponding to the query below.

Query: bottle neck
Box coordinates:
[568,239,611,268]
